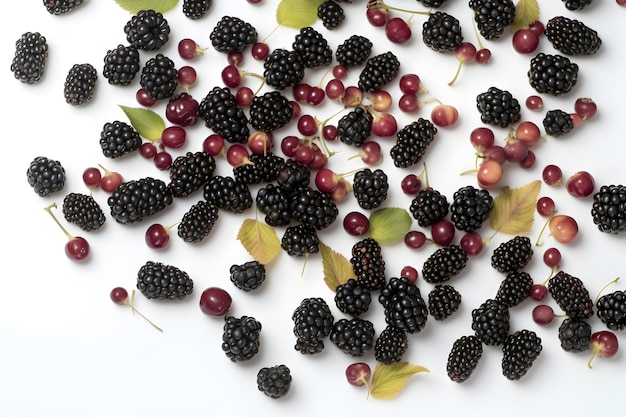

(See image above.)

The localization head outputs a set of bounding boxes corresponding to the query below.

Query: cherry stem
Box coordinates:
[588,349,600,369]
[240,70,266,96]
[98,164,115,176]
[261,23,281,44]
[125,289,163,332]
[44,203,74,241]
[593,276,621,304]
[448,60,464,86]
[372,0,430,16]
[535,212,556,247]
[471,12,486,50]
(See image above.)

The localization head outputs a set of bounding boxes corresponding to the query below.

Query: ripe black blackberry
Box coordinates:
[140,54,178,100]
[334,278,371,317]
[182,0,212,19]
[422,11,463,52]
[495,271,533,308]
[468,0,516,41]
[107,177,173,224]
[124,9,170,51]
[351,238,386,291]
[591,185,626,234]
[390,118,438,168]
[418,0,448,7]
[428,284,462,321]
[210,15,257,53]
[168,152,216,198]
[230,260,266,292]
[545,16,601,56]
[330,318,375,357]
[199,86,250,144]
[136,261,193,300]
[99,120,142,159]
[548,271,594,320]
[26,156,66,197]
[289,186,338,230]
[263,48,305,90]
[11,32,48,84]
[528,52,579,96]
[596,290,626,331]
[235,152,285,185]
[249,91,293,133]
[257,365,291,399]
[256,184,292,227]
[378,276,428,334]
[409,188,449,227]
[358,51,400,93]
[558,318,591,352]
[421,244,469,284]
[501,329,542,380]
[43,0,84,14]
[203,175,252,213]
[63,63,97,105]
[374,325,409,364]
[292,27,333,69]
[476,86,521,128]
[281,224,319,257]
[292,297,334,355]
[102,44,140,86]
[543,109,574,137]
[352,168,389,210]
[177,200,219,243]
[471,298,510,346]
[446,335,483,383]
[222,315,262,362]
[318,0,345,30]
[62,193,106,232]
[562,0,593,11]
[490,236,533,273]
[337,107,373,147]
[335,35,372,68]
[450,185,494,232]
[277,159,310,196]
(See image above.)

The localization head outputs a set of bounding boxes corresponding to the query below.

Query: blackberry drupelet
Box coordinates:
[124,9,170,51]
[99,120,143,159]
[468,0,516,41]
[471,298,510,346]
[378,276,428,334]
[230,261,266,292]
[199,86,250,144]
[11,32,48,84]
[351,238,386,291]
[548,271,594,320]
[591,185,626,234]
[358,51,400,93]
[292,297,334,355]
[281,224,319,256]
[102,44,140,86]
[277,159,310,196]
[446,335,483,383]
[410,188,449,227]
[528,52,578,96]
[289,186,338,230]
[256,183,292,227]
[27,156,66,197]
[490,236,533,273]
[62,193,106,232]
[136,261,193,300]
[292,27,333,69]
[334,278,371,317]
[318,0,345,30]
[596,290,626,331]
[390,118,438,168]
[43,0,84,14]
[501,329,542,380]
[558,318,591,352]
[335,35,372,68]
[495,271,533,308]
[337,107,373,147]
[249,91,293,133]
[421,244,469,284]
[64,63,97,105]
[562,0,593,10]
[374,325,409,364]
[330,318,376,357]
[257,365,292,399]
[418,0,448,7]
[204,175,252,213]
[428,284,462,321]
[210,15,258,53]
[352,168,389,210]
[222,315,262,361]
[107,177,173,224]
[422,11,463,52]
[450,185,494,232]
[263,48,305,90]
[177,200,219,243]
[545,16,601,56]
[182,0,212,19]
[543,109,574,137]
[168,152,216,198]
[140,54,178,100]
[476,86,521,128]
[235,152,285,185]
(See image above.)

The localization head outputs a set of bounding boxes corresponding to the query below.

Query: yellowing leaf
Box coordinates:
[369,207,412,245]
[489,180,541,234]
[276,0,325,29]
[237,219,281,265]
[320,242,355,291]
[370,362,430,400]
[119,105,165,141]
[511,0,540,32]
[114,0,179,14]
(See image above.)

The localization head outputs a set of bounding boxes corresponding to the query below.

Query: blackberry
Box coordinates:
[182,0,212,19]
[62,193,106,232]
[337,107,373,147]
[210,16,258,54]
[335,35,372,68]
[471,298,510,346]
[422,11,463,52]
[235,152,285,185]
[292,297,334,355]
[334,278,371,317]
[450,185,494,232]
[249,91,293,133]
[410,188,449,227]
[591,184,626,234]
[199,86,250,144]
[350,238,386,291]
[281,224,319,256]
[375,325,408,364]
[230,260,266,292]
[292,27,333,69]
[596,290,626,331]
[558,318,591,352]
[136,261,193,300]
[277,159,310,196]
[99,120,142,159]
[63,63,97,106]
[43,0,84,14]
[428,284,462,321]
[501,329,542,380]
[390,118,438,168]
[107,177,173,224]
[289,186,338,230]
[543,109,574,137]
[548,271,594,320]
[545,16,601,56]
[495,271,533,308]
[203,175,252,213]
[468,0,516,41]
[11,32,48,84]
[352,168,389,210]
[329,318,376,357]
[26,156,66,197]
[140,54,178,100]
[358,51,400,93]
[418,0,448,7]
[490,236,533,273]
[102,44,140,86]
[528,52,578,96]
[257,365,291,399]
[562,0,593,11]
[263,48,305,90]
[177,200,219,243]
[256,184,292,227]
[222,315,262,362]
[421,244,469,284]
[476,86,521,128]
[124,9,170,51]
[168,152,216,198]
[318,0,345,30]
[446,335,483,383]
[378,276,428,334]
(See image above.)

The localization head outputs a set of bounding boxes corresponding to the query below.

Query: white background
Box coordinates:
[2,1,625,416]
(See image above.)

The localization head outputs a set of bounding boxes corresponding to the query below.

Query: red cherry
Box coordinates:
[199,287,233,316]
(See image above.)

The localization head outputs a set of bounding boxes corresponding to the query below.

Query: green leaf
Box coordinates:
[370,362,430,400]
[276,0,325,29]
[237,218,281,265]
[320,242,355,291]
[114,0,179,14]
[511,0,540,32]
[119,105,165,141]
[369,207,412,245]
[489,180,541,234]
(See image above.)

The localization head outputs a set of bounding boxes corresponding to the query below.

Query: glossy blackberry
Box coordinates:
[43,0,84,14]
[352,169,389,210]
[281,224,319,257]
[11,32,48,84]
[337,107,373,147]
[199,86,250,144]
[263,48,305,90]
[222,315,262,362]
[292,26,333,69]
[210,15,257,53]
[26,156,65,197]
[374,325,408,364]
[468,0,516,41]
[418,0,448,6]
[102,44,140,86]
[410,188,449,227]
[136,261,193,300]
[591,185,626,234]
[379,276,428,334]
[390,118,438,168]
[490,236,533,273]
[528,52,578,96]
[548,271,594,320]
[558,318,591,352]
[203,175,252,213]
[256,184,292,227]
[177,200,219,243]
[289,186,338,230]
[358,51,400,93]
[334,278,371,317]
[99,120,142,159]
[107,177,173,224]
[545,16,601,56]
[292,297,334,355]
[562,0,593,11]
[330,318,375,357]
[421,244,469,284]
[277,159,310,196]
[62,193,106,232]
[257,365,291,399]
[140,54,178,100]
[446,335,483,383]
[495,271,533,308]
[168,152,216,198]
[182,0,212,19]
[335,35,372,68]
[249,91,293,133]
[471,298,510,346]
[422,11,463,52]
[230,260,266,292]
[350,238,386,291]
[428,284,462,321]
[501,329,542,380]
[234,152,285,185]
[476,86,521,128]
[450,185,494,232]
[543,109,574,137]
[596,290,626,331]
[63,63,97,105]
[124,9,170,51]
[318,0,345,30]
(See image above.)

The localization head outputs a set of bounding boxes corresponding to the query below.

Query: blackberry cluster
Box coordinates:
[136,261,193,300]
[289,186,338,230]
[107,177,173,224]
[358,51,400,93]
[335,35,372,68]
[543,109,574,137]
[422,11,463,52]
[26,156,66,197]
[230,261,266,292]
[281,224,319,256]
[410,188,449,227]
[222,315,262,361]
[277,159,310,195]
[468,0,516,41]
[330,318,376,357]
[558,318,591,352]
[43,0,84,14]
[318,0,345,30]
[292,27,333,69]
[378,276,428,334]
[548,271,594,320]
[501,329,542,380]
[124,9,170,51]
[99,120,142,159]
[375,325,409,364]
[63,63,97,106]
[390,118,438,168]
[476,86,521,128]
[428,284,462,321]
[168,152,216,198]
[562,0,593,10]
[352,168,389,210]
[102,44,140,86]
[596,290,626,331]
[249,91,293,132]
[257,365,291,399]
[334,278,371,317]
[204,175,252,213]
[490,236,533,273]
[256,184,292,227]
[545,16,601,56]
[337,107,373,147]
[263,48,305,90]
[177,200,219,243]
[471,298,510,346]
[62,193,106,232]
[210,16,257,53]
[446,335,483,383]
[591,185,626,234]
[199,86,249,144]
[528,53,578,96]
[140,54,178,100]
[421,244,469,284]
[11,32,48,84]
[182,0,212,20]
[495,271,533,308]
[234,152,285,185]
[292,297,334,354]
[350,238,386,291]
[450,185,494,232]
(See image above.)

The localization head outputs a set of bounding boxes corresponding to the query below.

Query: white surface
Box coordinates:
[2,1,625,416]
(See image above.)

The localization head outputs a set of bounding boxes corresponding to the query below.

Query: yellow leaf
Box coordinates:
[370,362,430,400]
[320,242,355,291]
[511,0,540,32]
[237,219,281,265]
[276,0,325,29]
[489,180,541,235]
